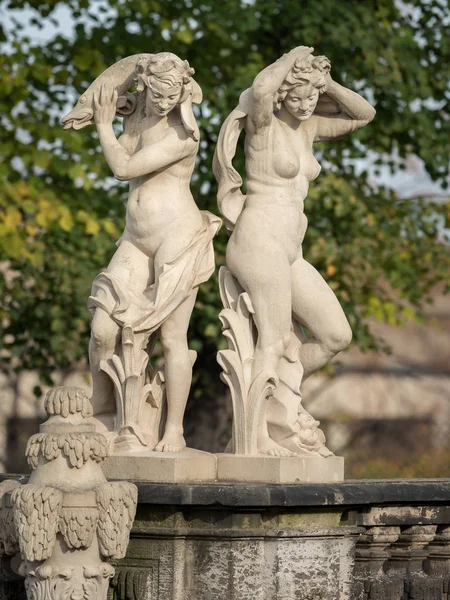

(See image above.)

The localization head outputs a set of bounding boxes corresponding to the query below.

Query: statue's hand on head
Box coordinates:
[287,45,314,58]
[312,55,331,76]
[93,84,119,125]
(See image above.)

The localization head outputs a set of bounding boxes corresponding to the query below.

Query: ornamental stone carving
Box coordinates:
[0,386,137,600]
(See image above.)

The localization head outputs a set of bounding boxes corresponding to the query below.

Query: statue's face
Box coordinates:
[284,84,319,121]
[146,78,182,117]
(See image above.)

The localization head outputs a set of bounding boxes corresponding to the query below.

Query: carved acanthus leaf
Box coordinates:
[59,507,99,549]
[95,482,138,559]
[26,433,109,470]
[0,480,21,556]
[12,485,63,562]
[21,564,74,600]
[19,562,114,600]
[218,266,268,454]
[45,386,93,418]
[100,327,149,445]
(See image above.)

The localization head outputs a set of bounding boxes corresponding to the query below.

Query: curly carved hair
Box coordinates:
[274,55,331,110]
[135,52,195,99]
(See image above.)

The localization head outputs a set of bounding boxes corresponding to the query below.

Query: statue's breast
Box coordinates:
[271,119,300,179]
[271,118,321,182]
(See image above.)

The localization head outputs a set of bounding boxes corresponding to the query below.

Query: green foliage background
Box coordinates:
[0,0,449,446]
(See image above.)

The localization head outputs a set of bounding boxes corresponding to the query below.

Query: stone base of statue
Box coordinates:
[3,478,450,600]
[102,448,217,483]
[216,453,344,483]
[103,451,343,483]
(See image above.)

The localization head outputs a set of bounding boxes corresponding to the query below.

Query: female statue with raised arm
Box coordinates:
[214,47,375,458]
[63,53,221,453]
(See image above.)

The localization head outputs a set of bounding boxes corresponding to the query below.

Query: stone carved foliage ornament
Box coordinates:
[213,46,375,457]
[0,386,137,600]
[63,52,221,455]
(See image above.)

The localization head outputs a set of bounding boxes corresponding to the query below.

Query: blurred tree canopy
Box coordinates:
[0,0,449,445]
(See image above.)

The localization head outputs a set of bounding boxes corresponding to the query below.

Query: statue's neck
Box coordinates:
[276,105,302,130]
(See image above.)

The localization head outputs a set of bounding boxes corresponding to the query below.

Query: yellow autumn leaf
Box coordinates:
[326,264,337,276]
[59,207,74,232]
[402,307,416,321]
[3,208,22,229]
[85,218,100,235]
[25,224,38,236]
[22,248,44,267]
[15,181,31,198]
[2,233,24,259]
[76,210,90,223]
[367,214,376,227]
[36,198,58,228]
[102,219,118,236]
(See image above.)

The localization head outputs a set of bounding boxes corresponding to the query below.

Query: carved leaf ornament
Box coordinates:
[0,385,137,600]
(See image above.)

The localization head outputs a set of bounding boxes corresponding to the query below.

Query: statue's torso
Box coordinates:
[120,116,203,257]
[231,115,320,262]
[245,115,321,205]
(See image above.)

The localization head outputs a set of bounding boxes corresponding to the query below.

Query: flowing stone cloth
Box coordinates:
[88,211,221,333]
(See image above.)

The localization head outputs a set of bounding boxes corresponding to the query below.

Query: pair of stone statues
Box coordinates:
[62,48,375,460]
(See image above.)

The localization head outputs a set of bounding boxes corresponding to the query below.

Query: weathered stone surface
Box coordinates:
[217,454,344,483]
[127,505,358,600]
[4,476,450,598]
[102,448,217,483]
[110,478,450,508]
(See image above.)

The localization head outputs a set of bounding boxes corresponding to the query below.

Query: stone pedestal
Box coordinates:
[115,488,358,600]
[0,386,138,600]
[217,454,344,483]
[5,478,450,599]
[103,452,343,484]
[102,449,217,483]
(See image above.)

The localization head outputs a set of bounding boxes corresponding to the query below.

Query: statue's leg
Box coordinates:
[227,237,294,456]
[89,240,154,417]
[226,238,292,381]
[89,307,121,416]
[291,257,352,380]
[155,290,198,452]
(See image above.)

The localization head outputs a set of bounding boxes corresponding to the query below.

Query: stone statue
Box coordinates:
[62,53,221,453]
[213,46,375,459]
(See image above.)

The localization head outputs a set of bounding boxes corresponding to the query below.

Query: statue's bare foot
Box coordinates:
[154,431,186,453]
[258,438,294,457]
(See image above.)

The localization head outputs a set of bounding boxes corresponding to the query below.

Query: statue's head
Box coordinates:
[135,52,199,118]
[275,55,330,121]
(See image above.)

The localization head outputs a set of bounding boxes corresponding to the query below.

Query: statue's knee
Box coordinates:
[160,327,187,354]
[325,324,352,354]
[90,310,118,352]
